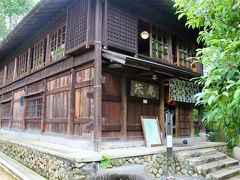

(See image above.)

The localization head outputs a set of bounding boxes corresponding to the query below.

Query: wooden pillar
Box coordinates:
[198,106,205,134]
[67,68,76,136]
[168,33,173,64]
[175,103,179,138]
[121,73,127,140]
[176,38,180,66]
[40,79,47,133]
[93,0,103,152]
[45,34,51,65]
[159,81,165,136]
[3,66,7,85]
[22,87,27,130]
[13,58,17,80]
[189,104,194,137]
[9,92,14,129]
[27,48,31,74]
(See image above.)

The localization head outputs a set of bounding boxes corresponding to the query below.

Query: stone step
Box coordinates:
[195,157,239,175]
[206,164,240,180]
[175,148,217,161]
[187,152,227,166]
[227,175,240,180]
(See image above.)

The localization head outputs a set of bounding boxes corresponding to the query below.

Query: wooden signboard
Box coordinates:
[141,116,162,147]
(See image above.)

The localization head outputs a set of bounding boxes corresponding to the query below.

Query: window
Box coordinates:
[178,40,192,68]
[26,97,43,118]
[49,25,66,61]
[17,52,28,78]
[1,103,11,119]
[151,27,168,60]
[32,39,46,71]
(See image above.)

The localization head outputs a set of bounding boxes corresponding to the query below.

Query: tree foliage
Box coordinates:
[0,0,38,42]
[174,0,240,146]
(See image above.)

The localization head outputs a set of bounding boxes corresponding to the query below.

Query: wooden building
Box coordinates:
[0,0,202,151]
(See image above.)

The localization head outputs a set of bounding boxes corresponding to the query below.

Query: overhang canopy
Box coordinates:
[102,49,201,79]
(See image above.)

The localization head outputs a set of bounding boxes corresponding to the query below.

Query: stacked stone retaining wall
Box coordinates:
[0,139,227,179]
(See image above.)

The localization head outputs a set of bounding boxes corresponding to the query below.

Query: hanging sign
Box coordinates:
[169,79,199,103]
[141,116,162,147]
[130,80,159,100]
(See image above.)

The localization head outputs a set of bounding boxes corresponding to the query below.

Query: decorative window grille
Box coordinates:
[1,102,11,119]
[151,27,168,60]
[65,0,88,53]
[0,69,4,85]
[178,40,192,68]
[32,39,45,71]
[17,51,28,78]
[106,0,138,53]
[26,97,42,118]
[49,25,66,61]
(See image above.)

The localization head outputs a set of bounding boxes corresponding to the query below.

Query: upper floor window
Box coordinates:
[151,27,168,61]
[178,39,192,69]
[17,51,28,78]
[32,38,46,71]
[49,24,66,61]
[6,61,14,84]
[138,20,169,61]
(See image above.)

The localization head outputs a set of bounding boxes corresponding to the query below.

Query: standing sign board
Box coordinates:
[141,116,162,147]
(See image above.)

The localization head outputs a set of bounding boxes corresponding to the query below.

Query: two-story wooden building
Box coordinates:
[0,0,202,151]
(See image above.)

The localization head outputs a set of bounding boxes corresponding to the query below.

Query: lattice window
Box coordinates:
[32,39,45,71]
[0,69,4,85]
[1,102,11,119]
[152,27,168,61]
[106,0,138,53]
[178,40,192,68]
[26,97,42,118]
[66,0,88,53]
[6,61,15,84]
[50,25,66,61]
[17,52,28,78]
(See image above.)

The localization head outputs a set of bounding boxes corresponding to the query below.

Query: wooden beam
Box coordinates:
[121,73,127,140]
[93,0,103,152]
[67,68,76,136]
[159,81,165,135]
[40,79,47,133]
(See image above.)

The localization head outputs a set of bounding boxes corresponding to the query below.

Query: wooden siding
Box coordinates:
[65,0,89,54]
[74,67,93,137]
[45,74,70,134]
[104,0,138,53]
[127,99,159,137]
[12,89,25,129]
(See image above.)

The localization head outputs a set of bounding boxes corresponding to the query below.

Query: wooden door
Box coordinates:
[176,102,193,137]
[102,72,122,138]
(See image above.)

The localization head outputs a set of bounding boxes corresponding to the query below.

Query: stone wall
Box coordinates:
[0,139,227,179]
[0,139,96,180]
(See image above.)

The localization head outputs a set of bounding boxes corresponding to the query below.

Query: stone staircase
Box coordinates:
[175,148,240,180]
